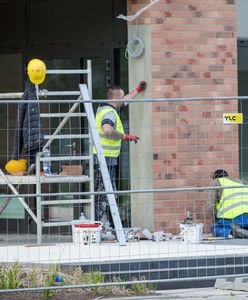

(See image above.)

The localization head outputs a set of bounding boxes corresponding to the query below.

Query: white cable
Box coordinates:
[125,36,145,59]
[119,1,161,58]
[117,0,161,22]
[125,19,145,59]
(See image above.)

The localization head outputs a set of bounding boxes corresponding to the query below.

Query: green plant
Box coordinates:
[9,262,21,289]
[8,268,18,289]
[147,282,156,292]
[131,282,147,295]
[91,271,105,285]
[72,267,83,285]
[131,277,155,295]
[0,268,8,290]
[90,271,104,292]
[28,266,39,287]
[82,271,108,293]
[110,276,129,296]
[0,263,21,290]
[82,273,91,288]
[42,265,59,298]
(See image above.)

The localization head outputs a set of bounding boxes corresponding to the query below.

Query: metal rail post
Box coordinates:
[36,153,42,244]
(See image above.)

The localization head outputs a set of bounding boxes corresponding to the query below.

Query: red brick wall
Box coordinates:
[128,0,238,233]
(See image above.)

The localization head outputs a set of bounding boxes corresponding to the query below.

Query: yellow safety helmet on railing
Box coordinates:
[5,159,27,174]
[27,58,46,85]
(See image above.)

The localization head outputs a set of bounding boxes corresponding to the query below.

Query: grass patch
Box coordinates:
[0,263,155,298]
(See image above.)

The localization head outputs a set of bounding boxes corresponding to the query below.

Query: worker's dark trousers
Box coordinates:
[94,164,117,230]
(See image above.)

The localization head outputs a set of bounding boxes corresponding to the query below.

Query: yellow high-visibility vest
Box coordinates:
[93,106,124,158]
[216,177,248,219]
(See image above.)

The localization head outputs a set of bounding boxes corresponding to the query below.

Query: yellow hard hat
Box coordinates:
[5,159,27,174]
[27,58,46,84]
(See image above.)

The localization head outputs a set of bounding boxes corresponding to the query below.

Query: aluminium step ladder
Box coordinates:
[79,84,126,246]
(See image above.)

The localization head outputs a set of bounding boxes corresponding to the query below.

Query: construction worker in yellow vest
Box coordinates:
[211,169,248,239]
[94,81,147,237]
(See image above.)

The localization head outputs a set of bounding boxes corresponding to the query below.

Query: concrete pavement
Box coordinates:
[103,287,248,299]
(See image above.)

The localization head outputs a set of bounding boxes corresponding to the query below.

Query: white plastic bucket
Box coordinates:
[72,222,102,245]
[179,223,204,243]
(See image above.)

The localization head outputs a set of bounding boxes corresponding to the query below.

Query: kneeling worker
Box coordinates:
[211,169,248,239]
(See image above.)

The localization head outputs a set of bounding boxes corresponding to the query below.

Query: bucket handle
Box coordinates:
[94,221,103,229]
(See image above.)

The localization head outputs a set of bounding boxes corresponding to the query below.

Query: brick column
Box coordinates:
[127,0,238,233]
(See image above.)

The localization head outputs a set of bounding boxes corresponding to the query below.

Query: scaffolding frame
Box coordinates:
[0,61,94,244]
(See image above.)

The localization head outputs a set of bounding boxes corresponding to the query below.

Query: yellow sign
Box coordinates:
[223,113,243,124]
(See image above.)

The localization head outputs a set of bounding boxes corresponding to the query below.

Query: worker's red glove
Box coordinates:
[135,81,147,93]
[123,134,139,144]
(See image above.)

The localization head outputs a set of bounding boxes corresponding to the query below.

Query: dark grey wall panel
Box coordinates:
[0,1,26,47]
[113,0,127,46]
[0,0,127,51]
[27,0,113,45]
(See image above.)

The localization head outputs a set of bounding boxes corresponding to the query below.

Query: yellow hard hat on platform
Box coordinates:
[27,58,46,84]
[5,159,27,174]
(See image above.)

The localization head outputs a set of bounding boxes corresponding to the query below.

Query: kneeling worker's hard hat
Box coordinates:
[27,58,46,85]
[5,159,27,174]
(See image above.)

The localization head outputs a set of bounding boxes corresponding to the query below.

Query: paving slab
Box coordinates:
[1,239,248,264]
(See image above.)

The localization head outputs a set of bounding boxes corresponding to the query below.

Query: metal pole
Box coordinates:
[0,96,248,104]
[0,183,245,200]
[87,60,92,99]
[89,132,95,221]
[0,273,247,294]
[86,61,94,220]
[36,153,42,244]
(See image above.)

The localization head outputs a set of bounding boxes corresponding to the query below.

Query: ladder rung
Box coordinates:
[44,134,90,139]
[41,175,90,184]
[40,113,86,118]
[41,199,93,205]
[39,91,81,96]
[46,69,88,74]
[40,155,90,161]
